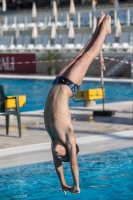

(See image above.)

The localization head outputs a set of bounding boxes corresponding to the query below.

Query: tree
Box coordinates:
[40,50,60,75]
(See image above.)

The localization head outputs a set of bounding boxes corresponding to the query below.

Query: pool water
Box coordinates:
[0,78,132,112]
[0,147,133,200]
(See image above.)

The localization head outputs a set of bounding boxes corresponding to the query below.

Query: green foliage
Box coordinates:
[40,50,60,68]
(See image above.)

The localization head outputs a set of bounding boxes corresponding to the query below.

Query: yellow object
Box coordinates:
[75,88,104,100]
[5,96,26,108]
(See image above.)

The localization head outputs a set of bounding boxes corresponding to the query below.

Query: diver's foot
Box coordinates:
[101,15,112,35]
[96,13,105,27]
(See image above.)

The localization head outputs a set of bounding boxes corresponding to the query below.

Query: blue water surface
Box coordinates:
[0,78,132,112]
[0,147,133,200]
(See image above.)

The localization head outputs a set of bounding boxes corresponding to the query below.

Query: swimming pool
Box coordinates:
[0,77,132,112]
[0,147,133,200]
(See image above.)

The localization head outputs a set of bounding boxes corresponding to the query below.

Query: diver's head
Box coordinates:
[54,143,79,162]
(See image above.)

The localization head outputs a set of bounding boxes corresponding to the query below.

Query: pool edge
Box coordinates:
[0,129,132,157]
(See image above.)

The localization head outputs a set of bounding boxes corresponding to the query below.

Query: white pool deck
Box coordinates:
[0,100,133,169]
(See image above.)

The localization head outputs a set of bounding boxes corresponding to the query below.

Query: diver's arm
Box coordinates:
[51,143,65,185]
[67,137,80,194]
[51,143,71,194]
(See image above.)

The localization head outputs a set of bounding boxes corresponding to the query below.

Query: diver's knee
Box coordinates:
[83,50,94,60]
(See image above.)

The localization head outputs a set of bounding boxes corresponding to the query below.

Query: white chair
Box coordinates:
[35,35,48,51]
[111,32,129,51]
[130,9,133,24]
[128,32,133,50]
[103,33,115,51]
[43,35,50,50]
[0,36,7,51]
[6,36,15,51]
[53,35,62,50]
[26,15,34,28]
[36,14,45,29]
[46,35,62,51]
[27,44,35,51]
[111,42,120,50]
[62,34,74,51]
[8,16,17,29]
[93,10,101,18]
[27,37,35,51]
[118,32,130,51]
[1,16,8,31]
[17,15,25,30]
[46,14,52,27]
[16,35,24,51]
[81,11,89,27]
[117,10,127,25]
[62,13,67,27]
[74,34,83,50]
[129,32,133,46]
[34,35,43,51]
[56,13,65,28]
[82,33,91,46]
[23,35,31,50]
[73,13,78,27]
[62,34,69,48]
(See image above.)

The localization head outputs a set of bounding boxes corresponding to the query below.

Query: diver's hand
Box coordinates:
[71,186,80,194]
[62,184,71,195]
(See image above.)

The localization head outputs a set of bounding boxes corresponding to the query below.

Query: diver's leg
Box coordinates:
[57,13,105,76]
[66,15,111,85]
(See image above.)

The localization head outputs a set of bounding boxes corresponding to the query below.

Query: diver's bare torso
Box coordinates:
[44,84,74,144]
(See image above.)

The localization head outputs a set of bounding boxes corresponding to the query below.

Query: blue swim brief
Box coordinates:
[52,75,80,97]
